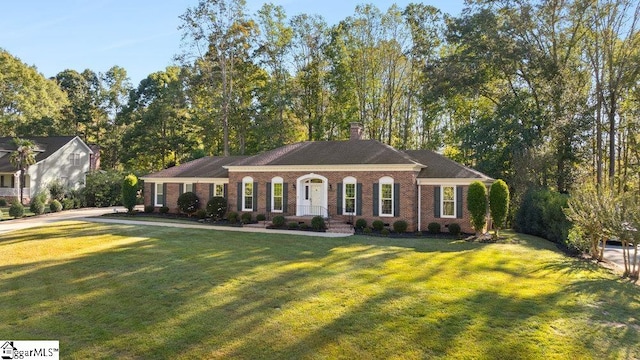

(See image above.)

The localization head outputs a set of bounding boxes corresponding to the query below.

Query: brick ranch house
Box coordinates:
[141,124,493,233]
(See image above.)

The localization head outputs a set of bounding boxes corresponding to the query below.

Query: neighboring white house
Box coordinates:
[0,136,95,203]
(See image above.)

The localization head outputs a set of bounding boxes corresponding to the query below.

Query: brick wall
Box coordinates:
[420,184,474,234]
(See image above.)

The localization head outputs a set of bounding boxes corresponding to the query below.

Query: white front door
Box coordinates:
[309,183,322,215]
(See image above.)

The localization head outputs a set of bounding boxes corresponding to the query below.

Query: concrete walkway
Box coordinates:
[0,207,352,238]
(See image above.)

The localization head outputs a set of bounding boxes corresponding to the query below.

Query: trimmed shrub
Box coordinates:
[299,223,309,230]
[122,174,138,213]
[48,180,66,202]
[241,212,253,224]
[381,228,390,236]
[9,201,24,218]
[159,206,170,214]
[227,211,239,224]
[448,223,461,236]
[363,227,373,235]
[311,216,326,231]
[177,192,200,216]
[489,179,510,236]
[372,220,384,231]
[393,220,408,233]
[514,188,570,244]
[0,199,7,206]
[144,205,155,213]
[85,170,124,207]
[272,215,286,227]
[355,218,367,230]
[29,198,45,215]
[62,198,75,210]
[256,214,266,221]
[288,222,299,229]
[49,200,62,213]
[206,197,227,220]
[427,222,441,234]
[195,209,208,219]
[68,189,85,209]
[467,181,488,235]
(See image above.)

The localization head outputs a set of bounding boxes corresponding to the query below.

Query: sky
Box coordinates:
[1,0,465,86]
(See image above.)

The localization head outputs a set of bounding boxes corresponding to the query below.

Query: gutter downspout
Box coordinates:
[418,184,421,232]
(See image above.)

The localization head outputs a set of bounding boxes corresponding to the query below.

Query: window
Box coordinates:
[242,177,253,211]
[441,186,456,218]
[155,183,164,206]
[214,184,224,197]
[69,153,81,166]
[184,183,193,193]
[343,176,357,215]
[379,176,394,216]
[272,177,283,212]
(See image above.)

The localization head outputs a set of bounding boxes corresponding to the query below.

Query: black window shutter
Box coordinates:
[192,183,197,194]
[223,184,228,198]
[434,186,441,218]
[237,182,242,211]
[162,183,167,207]
[373,183,379,216]
[356,183,363,216]
[179,183,184,196]
[456,186,463,219]
[150,183,155,206]
[394,183,400,217]
[283,183,288,212]
[209,184,214,199]
[266,182,272,211]
[336,182,343,214]
[253,181,258,211]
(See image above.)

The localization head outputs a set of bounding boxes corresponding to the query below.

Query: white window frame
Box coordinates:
[214,184,224,197]
[271,176,283,213]
[242,176,254,211]
[69,153,81,166]
[441,185,456,218]
[343,176,357,215]
[155,183,164,207]
[379,176,394,217]
[183,183,193,193]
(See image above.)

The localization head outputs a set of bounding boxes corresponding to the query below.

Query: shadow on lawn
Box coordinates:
[1,222,638,359]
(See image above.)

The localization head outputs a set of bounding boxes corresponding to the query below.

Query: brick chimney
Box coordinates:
[350,122,364,140]
[89,144,101,171]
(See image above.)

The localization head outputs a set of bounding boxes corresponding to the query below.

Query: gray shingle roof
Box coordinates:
[230,140,421,166]
[0,136,78,172]
[404,149,493,180]
[143,156,249,178]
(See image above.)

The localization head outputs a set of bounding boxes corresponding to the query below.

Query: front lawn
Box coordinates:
[0,223,637,359]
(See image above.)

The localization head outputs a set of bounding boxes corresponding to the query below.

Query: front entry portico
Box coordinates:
[296,174,328,217]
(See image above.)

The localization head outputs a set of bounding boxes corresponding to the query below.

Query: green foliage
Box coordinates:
[241,212,253,224]
[393,220,408,233]
[515,188,570,244]
[428,222,441,234]
[363,227,373,234]
[195,209,208,219]
[256,214,266,221]
[85,170,124,207]
[311,216,326,231]
[49,200,62,213]
[372,220,384,231]
[489,179,510,234]
[121,174,139,213]
[67,189,85,208]
[272,215,286,227]
[29,198,45,215]
[177,192,200,216]
[206,197,227,220]
[448,223,461,236]
[0,199,7,207]
[48,180,66,202]
[144,205,155,213]
[0,208,2,219]
[381,228,390,236]
[62,198,75,210]
[159,206,170,214]
[355,218,367,230]
[288,222,299,229]
[467,181,488,235]
[9,201,24,218]
[227,211,239,224]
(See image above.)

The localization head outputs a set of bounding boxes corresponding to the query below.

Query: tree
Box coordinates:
[467,181,488,236]
[9,138,37,205]
[489,179,510,237]
[122,174,138,213]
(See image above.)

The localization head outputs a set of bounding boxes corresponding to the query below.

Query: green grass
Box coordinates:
[0,223,638,359]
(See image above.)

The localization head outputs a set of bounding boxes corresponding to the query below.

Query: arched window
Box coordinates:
[343,176,357,215]
[379,176,394,216]
[242,176,254,211]
[271,176,284,212]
